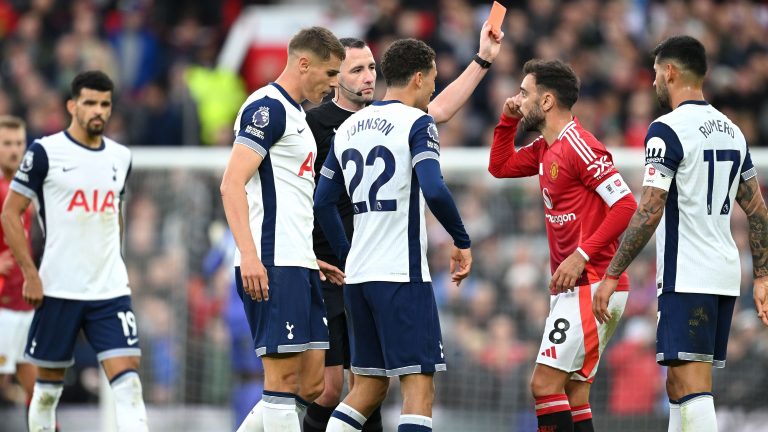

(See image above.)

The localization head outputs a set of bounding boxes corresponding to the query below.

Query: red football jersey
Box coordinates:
[0,175,33,311]
[490,116,631,291]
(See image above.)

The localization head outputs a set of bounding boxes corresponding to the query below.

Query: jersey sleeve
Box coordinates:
[319,140,345,185]
[409,115,440,167]
[641,121,684,191]
[563,131,631,206]
[740,147,756,182]
[10,142,48,200]
[120,160,132,197]
[488,115,540,178]
[233,96,287,157]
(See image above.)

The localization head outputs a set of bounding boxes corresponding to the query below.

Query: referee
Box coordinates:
[304,23,503,432]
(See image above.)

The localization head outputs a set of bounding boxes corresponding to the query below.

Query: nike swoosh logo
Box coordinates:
[297,128,306,134]
[62,166,77,172]
[127,338,139,346]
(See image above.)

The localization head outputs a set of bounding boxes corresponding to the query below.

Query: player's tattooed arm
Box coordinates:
[736,176,768,278]
[606,186,668,276]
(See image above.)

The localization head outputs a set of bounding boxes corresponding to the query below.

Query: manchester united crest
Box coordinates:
[549,162,558,180]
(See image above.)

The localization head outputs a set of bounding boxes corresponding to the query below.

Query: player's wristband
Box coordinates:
[604,274,620,281]
[473,54,492,69]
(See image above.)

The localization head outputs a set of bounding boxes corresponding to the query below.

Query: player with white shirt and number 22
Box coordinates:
[1,71,147,432]
[314,38,472,432]
[594,35,768,432]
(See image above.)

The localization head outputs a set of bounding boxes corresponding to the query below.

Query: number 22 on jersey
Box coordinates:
[342,146,397,214]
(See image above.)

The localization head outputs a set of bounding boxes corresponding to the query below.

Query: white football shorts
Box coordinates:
[536,282,628,381]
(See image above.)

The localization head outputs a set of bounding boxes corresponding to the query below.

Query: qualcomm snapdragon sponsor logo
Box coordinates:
[542,188,553,209]
[545,213,576,225]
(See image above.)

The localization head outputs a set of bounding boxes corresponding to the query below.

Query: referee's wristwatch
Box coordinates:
[473,54,492,69]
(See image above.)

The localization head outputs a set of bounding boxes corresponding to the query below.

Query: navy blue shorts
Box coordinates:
[656,292,736,368]
[25,295,141,368]
[235,266,328,357]
[345,281,446,377]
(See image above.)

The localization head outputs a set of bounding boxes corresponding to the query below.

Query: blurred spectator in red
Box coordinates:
[606,317,663,415]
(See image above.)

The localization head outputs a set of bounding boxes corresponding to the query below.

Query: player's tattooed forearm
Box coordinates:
[738,178,768,278]
[607,187,668,276]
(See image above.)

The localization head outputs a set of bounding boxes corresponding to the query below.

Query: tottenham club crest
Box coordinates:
[19,151,34,172]
[252,106,270,128]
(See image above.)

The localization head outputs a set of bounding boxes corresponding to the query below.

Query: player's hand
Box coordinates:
[450,246,472,286]
[754,275,768,326]
[478,20,504,63]
[22,272,43,308]
[502,97,522,120]
[549,250,586,294]
[593,277,618,324]
[0,250,14,275]
[240,251,269,301]
[317,259,345,286]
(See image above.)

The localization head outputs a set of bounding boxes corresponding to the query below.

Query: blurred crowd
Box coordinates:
[1,0,767,148]
[1,0,768,430]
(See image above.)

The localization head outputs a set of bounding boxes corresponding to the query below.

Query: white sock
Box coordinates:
[28,380,63,432]
[680,393,717,432]
[399,414,433,431]
[236,400,264,432]
[261,392,300,432]
[326,403,366,431]
[668,400,681,432]
[110,370,148,432]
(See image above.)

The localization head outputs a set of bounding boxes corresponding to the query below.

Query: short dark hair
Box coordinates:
[522,59,580,109]
[380,38,435,87]
[339,37,366,50]
[289,27,345,61]
[71,71,114,99]
[0,115,25,130]
[652,35,707,78]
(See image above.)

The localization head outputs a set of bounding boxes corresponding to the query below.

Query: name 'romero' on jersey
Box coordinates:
[10,131,131,300]
[642,101,753,296]
[232,82,318,270]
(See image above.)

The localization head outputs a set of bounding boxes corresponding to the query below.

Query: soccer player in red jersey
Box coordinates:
[488,59,637,432]
[0,116,35,403]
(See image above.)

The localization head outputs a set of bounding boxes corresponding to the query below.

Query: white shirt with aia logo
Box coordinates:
[11,131,131,300]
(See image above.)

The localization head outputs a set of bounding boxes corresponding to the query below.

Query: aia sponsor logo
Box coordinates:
[68,190,116,212]
[297,152,315,177]
[648,166,656,176]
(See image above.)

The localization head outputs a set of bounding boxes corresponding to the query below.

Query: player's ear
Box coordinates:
[66,99,76,116]
[413,70,423,88]
[297,53,311,73]
[541,92,554,112]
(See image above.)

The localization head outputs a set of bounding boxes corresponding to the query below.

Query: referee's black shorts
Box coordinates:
[321,279,350,368]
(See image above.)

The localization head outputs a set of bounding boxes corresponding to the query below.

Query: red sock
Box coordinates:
[571,404,594,432]
[535,394,573,432]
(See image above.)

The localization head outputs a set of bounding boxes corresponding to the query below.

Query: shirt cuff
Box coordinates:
[576,247,590,262]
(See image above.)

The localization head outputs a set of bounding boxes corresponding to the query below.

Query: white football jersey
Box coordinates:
[232,83,318,269]
[321,101,441,283]
[642,101,754,296]
[11,131,131,300]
